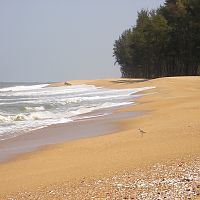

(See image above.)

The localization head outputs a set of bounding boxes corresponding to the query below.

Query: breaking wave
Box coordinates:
[0,83,155,140]
[0,84,49,92]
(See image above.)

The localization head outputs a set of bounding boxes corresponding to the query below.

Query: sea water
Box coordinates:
[0,82,154,140]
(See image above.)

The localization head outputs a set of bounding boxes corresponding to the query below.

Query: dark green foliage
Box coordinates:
[113,0,200,78]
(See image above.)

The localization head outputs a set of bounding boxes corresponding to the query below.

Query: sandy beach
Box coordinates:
[0,76,200,199]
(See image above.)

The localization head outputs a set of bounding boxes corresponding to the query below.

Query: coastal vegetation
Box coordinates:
[113,0,200,78]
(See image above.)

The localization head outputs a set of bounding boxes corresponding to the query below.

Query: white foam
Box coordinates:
[25,106,45,111]
[130,86,155,94]
[0,115,10,123]
[73,113,110,121]
[0,84,49,92]
[99,101,133,109]
[0,84,156,140]
[0,111,53,123]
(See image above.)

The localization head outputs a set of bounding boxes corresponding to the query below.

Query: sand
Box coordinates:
[0,76,200,199]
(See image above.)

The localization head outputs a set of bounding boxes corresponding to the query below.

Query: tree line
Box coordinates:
[113,0,200,78]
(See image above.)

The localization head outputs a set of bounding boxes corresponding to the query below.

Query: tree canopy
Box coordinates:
[113,0,200,78]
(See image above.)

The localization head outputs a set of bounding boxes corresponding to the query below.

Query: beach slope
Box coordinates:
[0,76,200,199]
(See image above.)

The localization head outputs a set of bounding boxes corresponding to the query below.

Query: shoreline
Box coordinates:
[0,109,141,163]
[0,79,150,163]
[0,76,200,199]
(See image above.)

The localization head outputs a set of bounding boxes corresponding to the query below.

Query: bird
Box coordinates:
[138,128,146,137]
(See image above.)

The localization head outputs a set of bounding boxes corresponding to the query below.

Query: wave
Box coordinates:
[63,94,131,104]
[73,113,110,121]
[0,89,143,106]
[0,84,156,140]
[0,84,99,98]
[0,84,49,92]
[0,101,132,124]
[25,106,45,111]
[59,86,155,104]
[130,86,155,94]
[0,112,51,123]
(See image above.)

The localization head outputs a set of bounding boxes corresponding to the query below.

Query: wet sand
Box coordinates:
[0,110,140,163]
[0,76,200,199]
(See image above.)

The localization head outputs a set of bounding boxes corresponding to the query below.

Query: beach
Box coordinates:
[0,76,200,199]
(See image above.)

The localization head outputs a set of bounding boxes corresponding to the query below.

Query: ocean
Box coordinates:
[0,82,154,141]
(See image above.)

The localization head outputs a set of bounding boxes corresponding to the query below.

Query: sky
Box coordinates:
[0,0,165,82]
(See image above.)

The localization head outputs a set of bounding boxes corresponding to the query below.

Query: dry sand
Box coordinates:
[0,76,200,199]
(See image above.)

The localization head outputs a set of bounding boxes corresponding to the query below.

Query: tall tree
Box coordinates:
[113,0,200,78]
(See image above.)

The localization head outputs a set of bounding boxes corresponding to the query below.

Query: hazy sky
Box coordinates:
[0,0,165,82]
